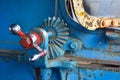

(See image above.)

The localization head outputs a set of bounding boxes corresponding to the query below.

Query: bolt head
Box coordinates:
[20,36,33,49]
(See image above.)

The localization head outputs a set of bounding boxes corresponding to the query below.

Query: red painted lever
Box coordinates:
[9,24,41,49]
[9,24,47,61]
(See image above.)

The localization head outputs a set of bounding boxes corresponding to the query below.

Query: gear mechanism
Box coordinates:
[41,17,69,59]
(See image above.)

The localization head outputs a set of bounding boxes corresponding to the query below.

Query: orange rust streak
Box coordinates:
[100,18,119,28]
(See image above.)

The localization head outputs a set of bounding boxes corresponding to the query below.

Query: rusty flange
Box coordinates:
[72,0,120,30]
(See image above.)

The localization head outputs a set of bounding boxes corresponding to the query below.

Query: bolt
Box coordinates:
[70,42,77,49]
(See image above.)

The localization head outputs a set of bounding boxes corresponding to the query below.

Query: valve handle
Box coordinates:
[29,50,47,61]
[9,24,47,61]
[29,44,47,61]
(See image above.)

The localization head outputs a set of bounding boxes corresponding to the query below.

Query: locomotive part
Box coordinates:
[106,28,120,44]
[41,17,69,59]
[9,17,71,61]
[66,0,120,30]
[9,24,47,61]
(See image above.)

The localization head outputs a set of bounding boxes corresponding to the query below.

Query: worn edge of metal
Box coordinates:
[64,55,120,72]
[0,49,120,72]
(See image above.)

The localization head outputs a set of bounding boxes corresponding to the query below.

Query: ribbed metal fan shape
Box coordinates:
[41,17,69,59]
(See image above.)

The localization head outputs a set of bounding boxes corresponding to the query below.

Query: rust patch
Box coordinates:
[64,56,120,72]
[108,45,112,52]
[72,0,120,30]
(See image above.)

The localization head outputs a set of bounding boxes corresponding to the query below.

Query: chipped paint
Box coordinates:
[64,56,120,72]
[71,0,120,30]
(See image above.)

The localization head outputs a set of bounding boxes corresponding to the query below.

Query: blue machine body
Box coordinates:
[0,0,120,80]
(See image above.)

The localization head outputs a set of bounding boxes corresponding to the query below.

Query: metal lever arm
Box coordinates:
[9,24,47,61]
[29,44,47,61]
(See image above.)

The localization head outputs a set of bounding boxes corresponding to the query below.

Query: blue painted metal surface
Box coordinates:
[0,0,120,80]
[0,0,55,50]
[59,0,120,61]
[0,0,55,80]
[67,68,120,80]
